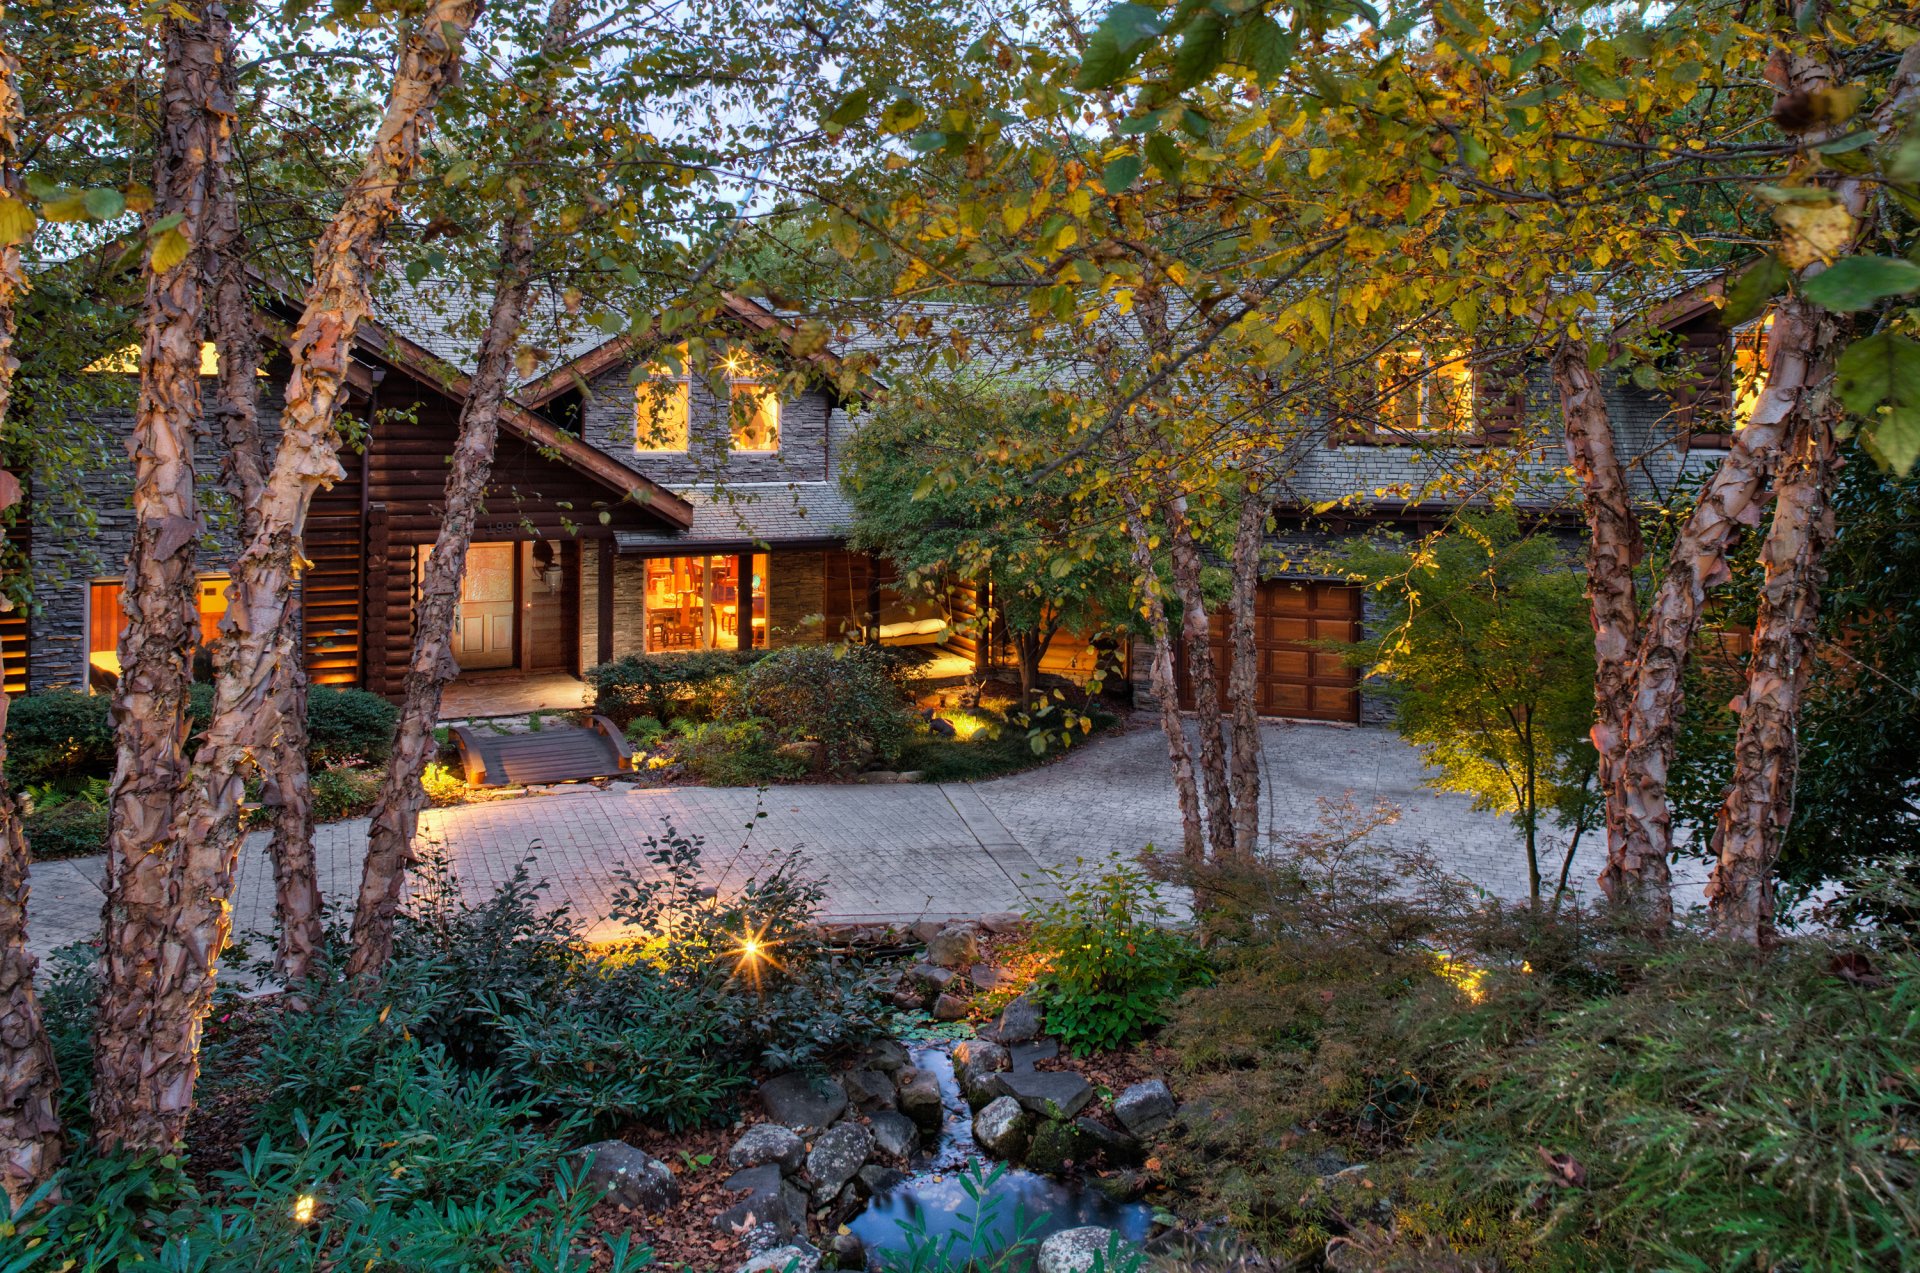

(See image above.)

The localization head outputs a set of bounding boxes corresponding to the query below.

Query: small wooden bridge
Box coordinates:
[450,715,636,787]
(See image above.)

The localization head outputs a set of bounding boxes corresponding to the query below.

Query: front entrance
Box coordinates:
[456,542,517,670]
[1177,580,1362,723]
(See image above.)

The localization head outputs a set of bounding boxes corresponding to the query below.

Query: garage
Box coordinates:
[1176,579,1362,723]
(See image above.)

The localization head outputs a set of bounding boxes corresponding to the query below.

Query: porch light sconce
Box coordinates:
[542,562,565,593]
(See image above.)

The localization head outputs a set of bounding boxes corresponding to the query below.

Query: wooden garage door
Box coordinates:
[1176,580,1361,723]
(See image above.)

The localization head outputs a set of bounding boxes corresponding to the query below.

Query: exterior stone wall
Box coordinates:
[609,554,647,659]
[578,360,836,488]
[27,385,285,694]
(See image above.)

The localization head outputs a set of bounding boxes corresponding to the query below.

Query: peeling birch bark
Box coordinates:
[203,46,320,989]
[1706,410,1837,944]
[1122,499,1205,864]
[89,0,231,1154]
[348,217,535,981]
[1549,341,1645,905]
[91,0,476,1150]
[1164,497,1236,862]
[0,8,63,1202]
[1224,489,1270,859]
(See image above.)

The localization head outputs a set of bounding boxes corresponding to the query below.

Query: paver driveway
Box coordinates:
[24,718,1708,959]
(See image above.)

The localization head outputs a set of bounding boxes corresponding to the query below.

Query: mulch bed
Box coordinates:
[591,1118,748,1272]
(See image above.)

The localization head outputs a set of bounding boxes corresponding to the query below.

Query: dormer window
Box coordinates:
[1730,314,1772,426]
[1377,348,1475,437]
[722,346,780,453]
[634,345,689,452]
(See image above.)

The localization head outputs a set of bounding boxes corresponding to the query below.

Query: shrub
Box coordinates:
[585,650,757,726]
[305,686,399,764]
[6,690,113,783]
[23,797,107,859]
[724,644,916,774]
[624,714,668,748]
[669,718,806,786]
[1022,858,1209,1054]
[309,764,382,822]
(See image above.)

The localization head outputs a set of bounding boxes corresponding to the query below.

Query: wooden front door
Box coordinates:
[456,543,517,670]
[1177,580,1362,723]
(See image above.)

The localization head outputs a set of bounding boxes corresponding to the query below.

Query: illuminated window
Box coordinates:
[721,347,780,452]
[1377,348,1475,436]
[642,554,769,652]
[87,575,230,691]
[634,346,690,452]
[82,343,259,376]
[1730,314,1772,426]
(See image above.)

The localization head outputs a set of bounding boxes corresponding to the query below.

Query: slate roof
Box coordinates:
[613,481,856,552]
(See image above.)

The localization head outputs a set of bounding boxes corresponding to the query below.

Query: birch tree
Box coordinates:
[0,14,61,1196]
[90,0,478,1151]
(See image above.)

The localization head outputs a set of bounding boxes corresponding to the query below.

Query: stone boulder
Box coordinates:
[972,1094,1032,1161]
[1024,1118,1095,1176]
[729,1123,807,1174]
[734,1244,821,1273]
[857,1039,910,1073]
[1112,1079,1177,1138]
[1036,1226,1139,1273]
[713,1168,811,1238]
[952,1038,1011,1106]
[805,1121,873,1201]
[576,1140,679,1212]
[983,993,1043,1043]
[759,1072,848,1131]
[925,924,981,970]
[999,1070,1094,1121]
[842,1068,898,1112]
[932,991,971,1021]
[868,1109,920,1159]
[827,1229,867,1269]
[978,912,1026,934]
[895,1065,944,1130]
[774,741,825,775]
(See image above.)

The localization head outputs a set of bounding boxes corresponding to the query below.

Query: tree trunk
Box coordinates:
[347,216,535,982]
[89,0,230,1154]
[0,15,63,1206]
[90,0,476,1151]
[1121,499,1204,863]
[1549,340,1644,900]
[1705,402,1838,944]
[202,36,320,989]
[1224,488,1269,859]
[1164,496,1235,861]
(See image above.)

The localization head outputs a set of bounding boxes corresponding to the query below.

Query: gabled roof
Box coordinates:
[350,315,694,529]
[515,292,855,410]
[254,272,693,530]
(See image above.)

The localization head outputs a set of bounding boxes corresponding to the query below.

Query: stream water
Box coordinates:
[845,1046,1157,1270]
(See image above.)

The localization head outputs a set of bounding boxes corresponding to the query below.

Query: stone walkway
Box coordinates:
[24,719,1709,960]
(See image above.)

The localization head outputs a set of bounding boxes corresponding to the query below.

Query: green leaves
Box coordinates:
[1145,134,1185,179]
[1720,255,1788,328]
[824,86,872,134]
[1227,15,1293,83]
[1074,2,1165,89]
[1101,153,1143,194]
[1170,12,1226,90]
[82,188,125,220]
[1801,255,1920,312]
[1567,62,1627,101]
[1836,331,1920,475]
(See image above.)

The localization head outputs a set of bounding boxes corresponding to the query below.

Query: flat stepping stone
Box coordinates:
[998,1069,1094,1120]
[1007,1039,1059,1073]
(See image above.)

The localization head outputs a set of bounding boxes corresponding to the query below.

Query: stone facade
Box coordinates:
[769,549,827,645]
[27,384,287,694]
[578,362,837,488]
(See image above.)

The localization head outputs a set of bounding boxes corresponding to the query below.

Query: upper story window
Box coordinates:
[634,346,690,452]
[1729,314,1772,424]
[722,346,780,453]
[83,342,259,376]
[1377,348,1476,437]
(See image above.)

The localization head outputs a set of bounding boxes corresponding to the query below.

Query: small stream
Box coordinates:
[846,1046,1157,1270]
